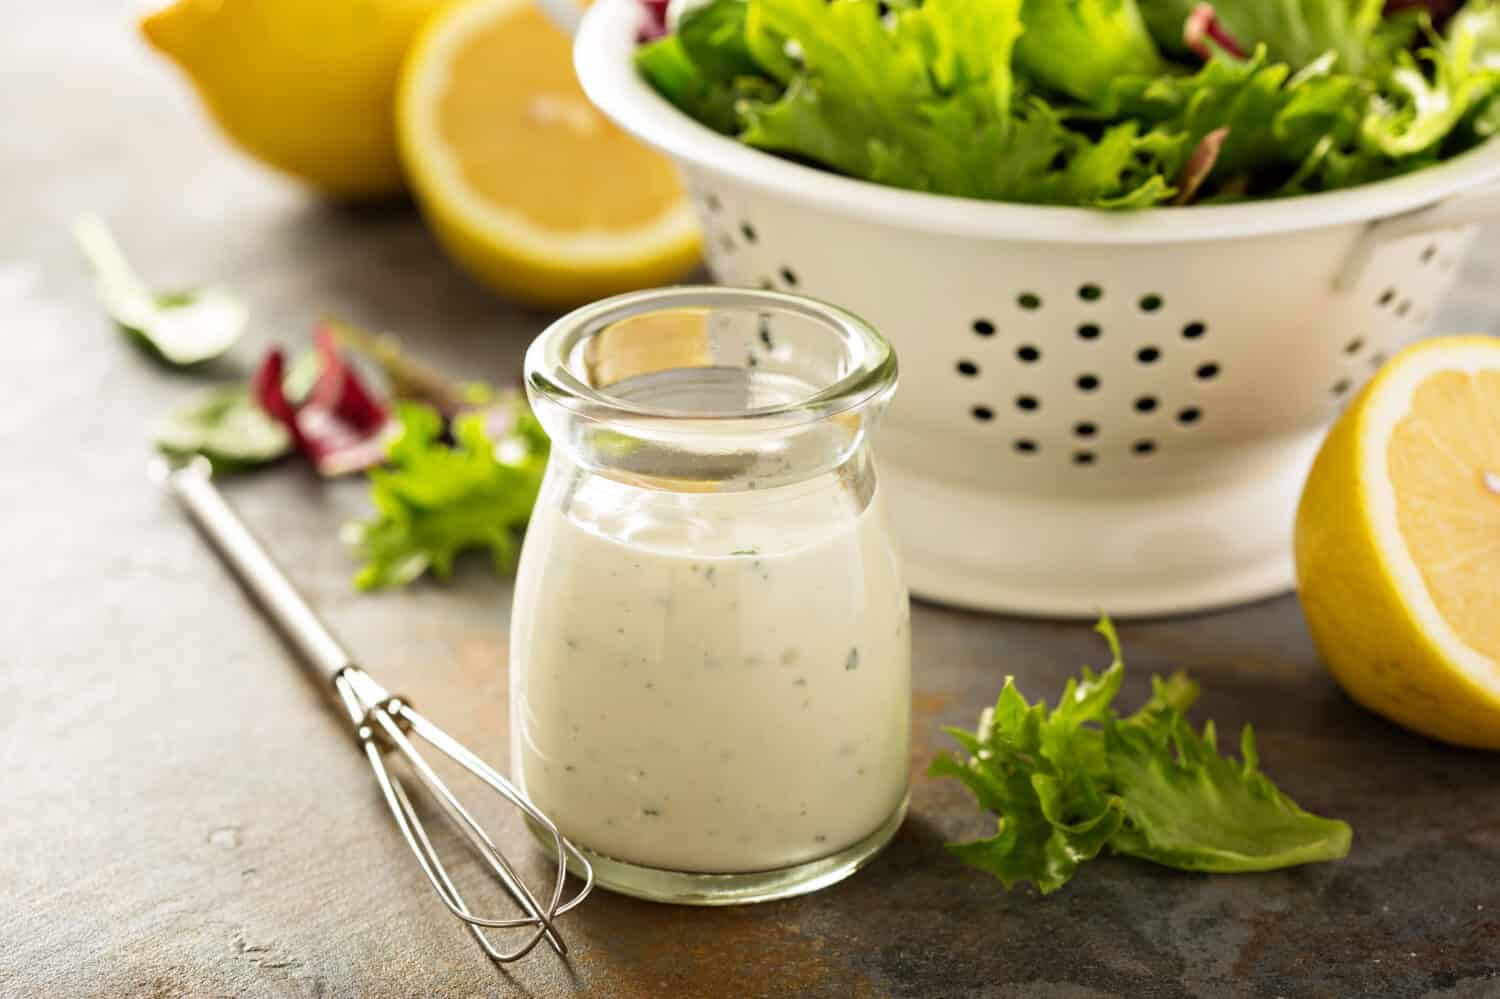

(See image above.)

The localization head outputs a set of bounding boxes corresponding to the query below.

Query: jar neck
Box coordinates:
[524,288,897,493]
[546,420,882,501]
[547,441,882,529]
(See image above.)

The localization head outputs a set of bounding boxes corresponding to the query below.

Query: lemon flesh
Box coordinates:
[142,0,440,199]
[396,0,701,307]
[1296,336,1500,750]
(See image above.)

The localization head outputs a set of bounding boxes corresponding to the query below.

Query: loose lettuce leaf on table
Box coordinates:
[932,618,1352,893]
[344,398,549,590]
[154,384,291,473]
[1106,715,1354,872]
[75,215,247,368]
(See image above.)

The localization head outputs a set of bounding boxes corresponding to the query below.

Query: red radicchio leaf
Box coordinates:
[1184,3,1247,60]
[638,0,669,41]
[252,324,394,477]
[1173,126,1230,205]
[252,348,297,435]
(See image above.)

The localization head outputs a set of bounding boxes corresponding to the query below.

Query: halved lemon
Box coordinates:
[396,0,701,307]
[1296,336,1500,749]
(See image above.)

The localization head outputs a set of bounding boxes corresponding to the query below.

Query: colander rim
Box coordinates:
[574,0,1500,244]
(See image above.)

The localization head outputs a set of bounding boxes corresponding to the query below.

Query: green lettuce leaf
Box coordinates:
[75,214,247,368]
[636,0,1500,208]
[1137,0,1403,74]
[636,37,778,134]
[738,0,1180,204]
[931,670,1126,892]
[636,0,782,134]
[154,384,291,473]
[1106,716,1354,872]
[344,397,548,590]
[1015,0,1167,102]
[1361,6,1500,157]
[932,617,1352,893]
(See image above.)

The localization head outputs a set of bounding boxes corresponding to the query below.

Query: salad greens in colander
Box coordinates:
[635,0,1500,207]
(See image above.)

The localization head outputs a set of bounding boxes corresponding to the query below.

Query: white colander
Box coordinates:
[553,0,1500,616]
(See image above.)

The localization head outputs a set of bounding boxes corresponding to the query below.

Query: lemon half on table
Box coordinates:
[1296,336,1500,749]
[396,0,701,307]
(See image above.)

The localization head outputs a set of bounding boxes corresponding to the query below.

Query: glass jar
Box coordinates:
[510,286,909,905]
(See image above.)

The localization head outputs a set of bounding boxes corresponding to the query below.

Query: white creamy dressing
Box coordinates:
[511,473,910,874]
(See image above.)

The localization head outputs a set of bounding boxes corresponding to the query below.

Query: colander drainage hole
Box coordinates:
[1395,299,1413,318]
[1196,363,1220,381]
[1078,323,1102,340]
[1378,287,1396,307]
[1331,379,1352,398]
[956,360,980,377]
[1016,395,1040,412]
[972,318,996,337]
[1017,345,1041,363]
[758,277,773,290]
[1344,337,1365,355]
[779,266,799,287]
[1078,284,1103,302]
[1421,243,1438,264]
[1017,292,1042,311]
[740,222,758,243]
[1139,293,1164,313]
[971,405,994,422]
[1074,422,1097,438]
[1136,346,1161,364]
[1132,440,1156,455]
[1076,373,1100,392]
[1370,351,1388,368]
[705,193,722,213]
[1134,396,1158,413]
[1014,439,1039,454]
[1073,451,1096,466]
[1177,407,1202,425]
[1182,321,1207,340]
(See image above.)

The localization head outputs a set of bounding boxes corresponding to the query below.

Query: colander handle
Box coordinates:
[1334,180,1500,289]
[537,0,584,36]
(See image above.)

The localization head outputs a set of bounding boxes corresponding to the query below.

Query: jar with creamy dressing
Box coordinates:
[510,286,910,904]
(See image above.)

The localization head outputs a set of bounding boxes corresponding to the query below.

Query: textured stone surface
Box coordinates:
[3,3,1500,996]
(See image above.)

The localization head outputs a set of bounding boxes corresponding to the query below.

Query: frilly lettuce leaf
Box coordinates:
[738,0,1180,203]
[931,617,1352,893]
[1361,3,1500,157]
[1137,0,1402,74]
[344,397,549,590]
[636,0,1500,208]
[1016,0,1166,102]
[1106,716,1354,872]
[637,0,780,134]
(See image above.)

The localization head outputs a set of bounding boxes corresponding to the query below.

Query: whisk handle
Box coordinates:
[159,458,354,688]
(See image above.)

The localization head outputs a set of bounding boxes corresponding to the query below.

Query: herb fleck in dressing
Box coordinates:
[511,484,910,874]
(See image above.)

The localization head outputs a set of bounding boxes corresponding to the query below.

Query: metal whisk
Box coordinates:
[158,457,592,962]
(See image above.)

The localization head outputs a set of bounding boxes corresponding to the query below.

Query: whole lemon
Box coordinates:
[142,0,443,199]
